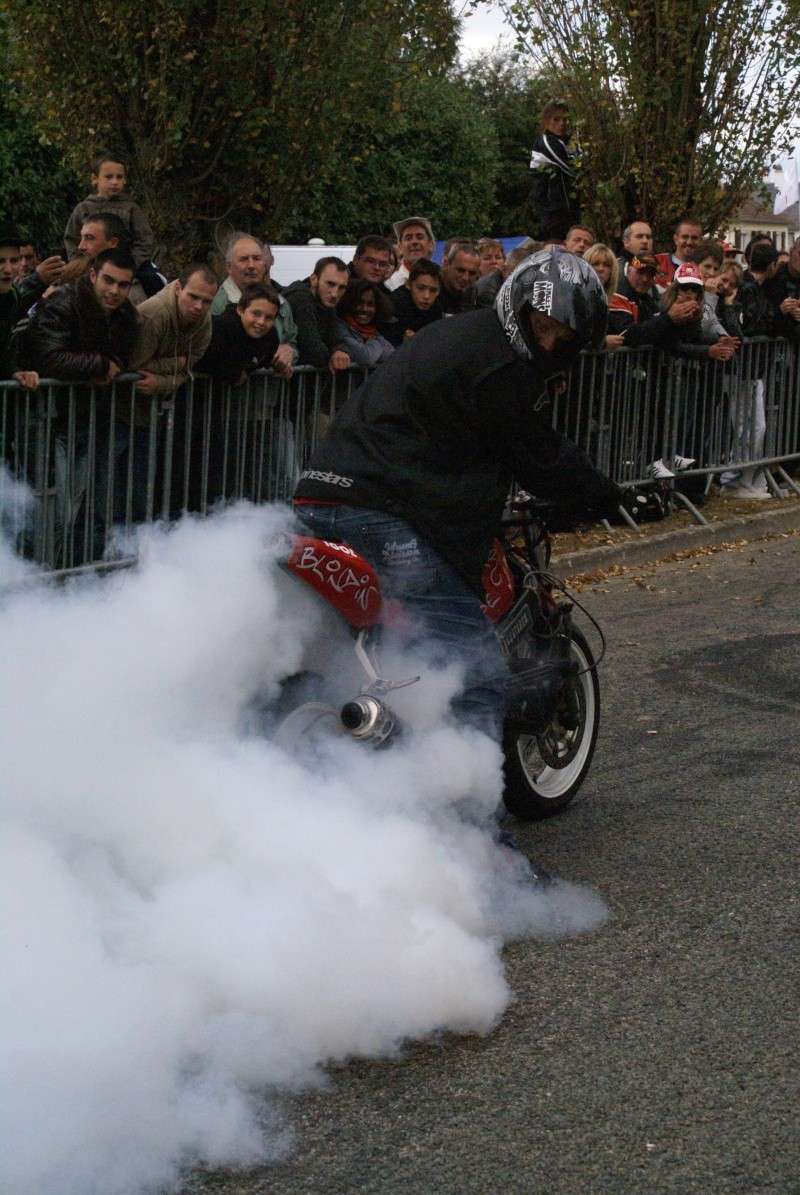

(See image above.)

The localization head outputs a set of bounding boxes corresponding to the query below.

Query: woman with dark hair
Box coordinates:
[335,279,395,367]
[388,258,444,345]
[196,282,291,383]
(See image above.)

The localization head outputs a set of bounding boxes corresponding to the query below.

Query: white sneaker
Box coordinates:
[671,455,696,471]
[647,458,675,480]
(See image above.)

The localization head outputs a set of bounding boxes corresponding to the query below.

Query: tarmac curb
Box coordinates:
[552,502,800,575]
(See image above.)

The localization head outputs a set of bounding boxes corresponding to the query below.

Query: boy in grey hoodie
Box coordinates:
[64,155,164,296]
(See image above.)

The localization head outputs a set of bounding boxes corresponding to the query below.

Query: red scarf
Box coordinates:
[343,312,378,340]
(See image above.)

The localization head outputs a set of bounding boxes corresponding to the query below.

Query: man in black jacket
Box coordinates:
[293,248,622,736]
[763,236,800,341]
[284,256,351,372]
[1,224,64,388]
[25,248,138,382]
[23,248,139,563]
[528,102,581,241]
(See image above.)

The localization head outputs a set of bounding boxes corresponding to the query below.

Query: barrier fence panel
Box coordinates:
[1,342,798,577]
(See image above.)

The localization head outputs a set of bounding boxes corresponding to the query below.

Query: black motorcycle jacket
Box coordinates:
[294,308,622,593]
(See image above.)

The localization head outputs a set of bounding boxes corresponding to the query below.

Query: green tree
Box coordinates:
[0,0,458,263]
[459,48,548,235]
[280,70,500,242]
[487,0,800,242]
[0,13,80,245]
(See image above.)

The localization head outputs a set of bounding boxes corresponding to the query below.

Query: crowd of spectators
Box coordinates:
[2,121,800,551]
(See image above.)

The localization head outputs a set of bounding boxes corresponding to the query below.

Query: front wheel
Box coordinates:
[502,627,600,821]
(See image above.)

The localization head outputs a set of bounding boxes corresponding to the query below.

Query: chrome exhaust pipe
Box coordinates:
[340,696,399,748]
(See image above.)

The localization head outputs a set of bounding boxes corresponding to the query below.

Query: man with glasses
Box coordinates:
[349,236,395,288]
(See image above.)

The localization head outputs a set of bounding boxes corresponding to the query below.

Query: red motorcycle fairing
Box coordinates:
[284,535,383,628]
[480,538,516,624]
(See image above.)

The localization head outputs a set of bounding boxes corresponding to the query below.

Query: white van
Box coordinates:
[269,240,357,287]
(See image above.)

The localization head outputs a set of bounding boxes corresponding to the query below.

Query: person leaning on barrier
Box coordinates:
[714,261,745,339]
[0,226,45,391]
[284,256,352,372]
[335,279,395,368]
[685,238,731,339]
[130,264,218,396]
[211,233,298,371]
[21,247,140,562]
[608,253,703,351]
[386,258,444,345]
[764,236,800,343]
[347,237,397,340]
[23,247,138,382]
[737,242,779,339]
[659,264,739,361]
[195,282,288,384]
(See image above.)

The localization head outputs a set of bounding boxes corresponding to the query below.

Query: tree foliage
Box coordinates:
[280,70,500,242]
[1,0,458,261]
[459,49,547,236]
[0,13,81,244]
[490,0,800,242]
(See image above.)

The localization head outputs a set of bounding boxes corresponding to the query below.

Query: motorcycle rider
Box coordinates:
[293,248,627,738]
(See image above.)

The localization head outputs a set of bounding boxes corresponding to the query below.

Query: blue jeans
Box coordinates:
[294,504,506,738]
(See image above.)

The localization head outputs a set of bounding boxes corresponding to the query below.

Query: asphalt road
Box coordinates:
[188,528,800,1195]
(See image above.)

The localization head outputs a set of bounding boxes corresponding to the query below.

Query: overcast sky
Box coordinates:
[456,1,512,58]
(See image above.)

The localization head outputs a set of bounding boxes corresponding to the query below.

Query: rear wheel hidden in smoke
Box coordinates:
[502,627,600,820]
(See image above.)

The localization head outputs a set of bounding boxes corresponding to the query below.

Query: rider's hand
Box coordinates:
[620,486,665,522]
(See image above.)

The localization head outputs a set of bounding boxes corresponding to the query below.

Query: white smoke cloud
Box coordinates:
[0,503,607,1195]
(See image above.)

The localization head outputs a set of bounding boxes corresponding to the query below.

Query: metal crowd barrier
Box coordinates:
[1,339,799,574]
[0,365,367,573]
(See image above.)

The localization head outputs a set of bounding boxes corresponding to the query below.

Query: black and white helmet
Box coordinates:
[495,247,608,365]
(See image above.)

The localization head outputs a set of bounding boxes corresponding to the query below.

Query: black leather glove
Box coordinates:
[620,484,667,522]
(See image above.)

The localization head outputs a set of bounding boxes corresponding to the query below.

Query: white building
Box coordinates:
[719,184,799,252]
